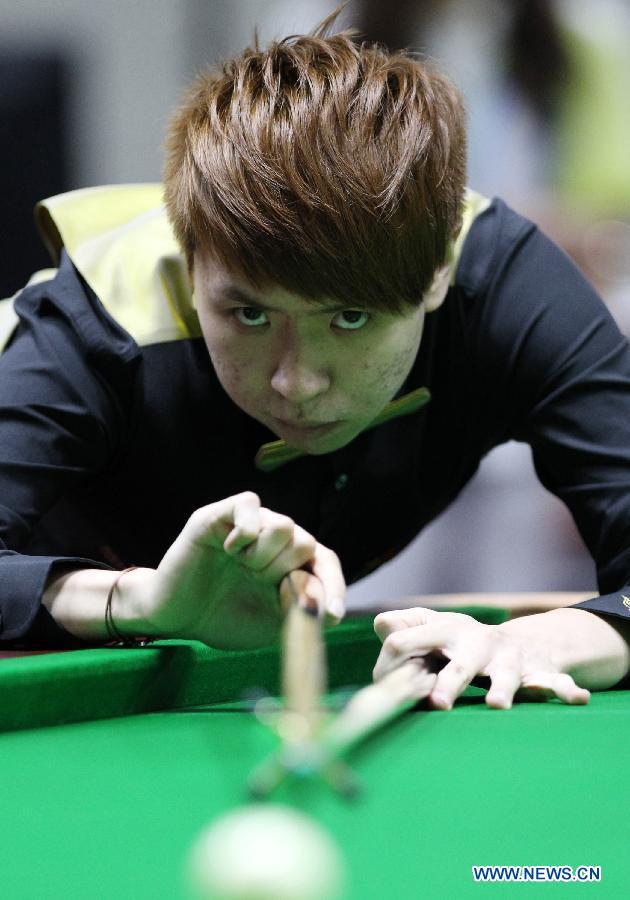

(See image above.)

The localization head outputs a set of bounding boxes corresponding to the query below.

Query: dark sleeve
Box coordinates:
[0,254,139,644]
[461,201,630,624]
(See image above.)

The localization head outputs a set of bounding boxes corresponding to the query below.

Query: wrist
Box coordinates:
[43,566,159,642]
[544,607,630,678]
[110,567,163,639]
[497,608,579,670]
[499,607,630,690]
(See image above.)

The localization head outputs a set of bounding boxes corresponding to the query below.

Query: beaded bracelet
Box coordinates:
[104,566,151,647]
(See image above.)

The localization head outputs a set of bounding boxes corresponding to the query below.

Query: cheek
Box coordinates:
[369,328,422,390]
[213,357,242,389]
[376,354,412,386]
[204,334,249,392]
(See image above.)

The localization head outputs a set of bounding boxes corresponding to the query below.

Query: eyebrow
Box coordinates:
[214,284,356,315]
[215,285,259,305]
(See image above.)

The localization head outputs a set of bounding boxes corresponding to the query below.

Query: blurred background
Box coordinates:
[1,0,629,608]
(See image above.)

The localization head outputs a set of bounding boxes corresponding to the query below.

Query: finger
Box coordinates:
[310,544,346,623]
[235,513,295,571]
[222,492,263,553]
[372,622,454,680]
[257,523,317,583]
[373,608,474,643]
[521,671,591,705]
[373,652,436,687]
[184,493,262,550]
[374,608,434,641]
[484,650,524,709]
[431,641,491,710]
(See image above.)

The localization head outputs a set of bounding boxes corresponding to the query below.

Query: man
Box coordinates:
[0,20,628,710]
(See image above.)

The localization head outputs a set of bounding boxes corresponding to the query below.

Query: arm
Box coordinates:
[0,264,132,644]
[370,207,630,706]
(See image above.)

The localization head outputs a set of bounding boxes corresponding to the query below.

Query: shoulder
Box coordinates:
[33,184,201,349]
[452,196,619,353]
[9,252,139,365]
[454,198,537,297]
[440,197,630,428]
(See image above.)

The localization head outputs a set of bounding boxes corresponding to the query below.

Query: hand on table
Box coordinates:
[134,492,345,648]
[373,606,630,710]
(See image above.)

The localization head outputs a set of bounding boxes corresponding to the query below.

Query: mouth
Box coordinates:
[270,417,341,438]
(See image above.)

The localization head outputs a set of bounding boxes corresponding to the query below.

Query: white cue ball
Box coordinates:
[186,804,346,900]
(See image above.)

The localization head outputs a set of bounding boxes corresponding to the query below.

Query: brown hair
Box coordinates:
[163,14,466,312]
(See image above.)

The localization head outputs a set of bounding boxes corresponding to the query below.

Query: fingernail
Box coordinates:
[490,692,511,709]
[223,530,243,553]
[432,692,452,710]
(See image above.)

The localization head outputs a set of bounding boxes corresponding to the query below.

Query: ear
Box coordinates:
[423,263,453,313]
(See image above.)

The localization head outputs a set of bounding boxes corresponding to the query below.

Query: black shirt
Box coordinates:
[2,198,630,644]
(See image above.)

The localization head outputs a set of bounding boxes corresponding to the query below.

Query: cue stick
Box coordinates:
[316,659,434,759]
[248,657,435,798]
[278,569,327,741]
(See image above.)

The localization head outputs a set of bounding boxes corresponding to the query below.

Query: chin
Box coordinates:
[262,414,363,454]
[295,428,357,455]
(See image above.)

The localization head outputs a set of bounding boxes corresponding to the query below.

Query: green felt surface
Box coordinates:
[0,609,626,897]
[0,690,625,899]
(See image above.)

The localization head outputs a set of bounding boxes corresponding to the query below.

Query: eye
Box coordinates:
[331,309,370,331]
[233,307,269,327]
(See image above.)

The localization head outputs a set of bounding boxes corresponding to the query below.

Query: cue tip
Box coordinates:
[281,569,322,617]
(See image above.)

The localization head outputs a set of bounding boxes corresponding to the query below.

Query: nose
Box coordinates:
[270,339,330,404]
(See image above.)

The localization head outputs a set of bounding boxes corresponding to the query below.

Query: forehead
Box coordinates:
[193,251,356,315]
[192,250,425,325]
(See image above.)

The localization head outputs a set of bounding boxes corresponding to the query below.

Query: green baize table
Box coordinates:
[0,611,626,899]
